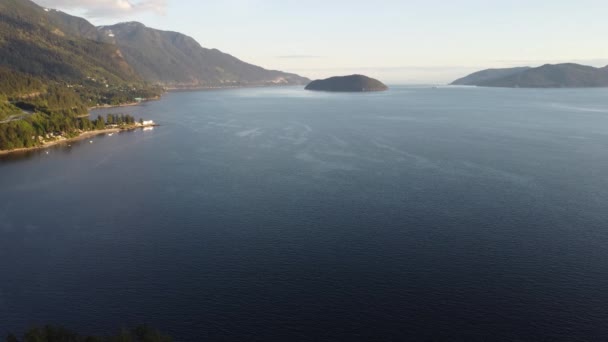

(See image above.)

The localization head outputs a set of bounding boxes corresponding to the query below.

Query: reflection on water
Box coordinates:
[2,86,608,341]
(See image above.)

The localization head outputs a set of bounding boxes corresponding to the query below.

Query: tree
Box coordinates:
[6,325,173,342]
[95,115,105,130]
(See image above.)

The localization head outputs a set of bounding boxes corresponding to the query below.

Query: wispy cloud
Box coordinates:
[35,0,167,18]
[277,55,325,59]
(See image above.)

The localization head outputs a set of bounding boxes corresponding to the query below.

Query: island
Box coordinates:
[451,63,608,88]
[305,75,388,92]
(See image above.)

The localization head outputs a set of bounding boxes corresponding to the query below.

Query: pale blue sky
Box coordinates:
[36,0,608,83]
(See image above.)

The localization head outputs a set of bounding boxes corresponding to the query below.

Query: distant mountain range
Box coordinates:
[0,0,309,90]
[452,63,608,88]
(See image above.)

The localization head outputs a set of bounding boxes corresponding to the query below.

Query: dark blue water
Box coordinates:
[2,86,608,341]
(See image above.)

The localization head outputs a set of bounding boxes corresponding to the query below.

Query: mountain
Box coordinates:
[39,9,309,87]
[0,0,162,150]
[44,7,101,41]
[0,0,161,119]
[451,63,608,88]
[0,0,309,150]
[95,22,309,87]
[38,8,310,88]
[0,0,140,85]
[451,67,531,86]
[305,75,388,92]
[1,0,308,90]
[42,11,309,87]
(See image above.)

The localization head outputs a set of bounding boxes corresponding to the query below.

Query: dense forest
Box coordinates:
[0,112,140,150]
[0,67,161,150]
[5,325,172,342]
[0,68,161,118]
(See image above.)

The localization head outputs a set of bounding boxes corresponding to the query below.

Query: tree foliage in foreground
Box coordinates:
[5,325,172,342]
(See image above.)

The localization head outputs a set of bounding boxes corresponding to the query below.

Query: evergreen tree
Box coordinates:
[95,115,105,130]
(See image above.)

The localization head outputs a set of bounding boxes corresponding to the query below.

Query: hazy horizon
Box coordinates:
[5,2,608,340]
[33,0,608,83]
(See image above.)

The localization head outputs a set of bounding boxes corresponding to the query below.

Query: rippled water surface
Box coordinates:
[2,86,608,341]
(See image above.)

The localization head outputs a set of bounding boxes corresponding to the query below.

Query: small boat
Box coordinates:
[89,140,93,144]
[108,133,114,136]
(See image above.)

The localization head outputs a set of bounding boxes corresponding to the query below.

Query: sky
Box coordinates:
[34,0,608,84]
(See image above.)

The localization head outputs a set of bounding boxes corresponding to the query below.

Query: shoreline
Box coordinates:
[0,124,157,156]
[88,103,139,110]
[1,84,302,157]
[88,97,161,111]
[87,85,305,104]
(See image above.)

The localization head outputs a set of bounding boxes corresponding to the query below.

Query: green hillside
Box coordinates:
[0,0,138,84]
[0,0,311,151]
[97,22,310,87]
[0,0,161,150]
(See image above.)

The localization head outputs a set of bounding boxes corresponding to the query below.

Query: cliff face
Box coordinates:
[305,75,388,92]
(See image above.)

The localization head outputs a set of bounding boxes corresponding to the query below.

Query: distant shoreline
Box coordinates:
[88,103,140,110]
[87,85,304,109]
[88,97,161,111]
[164,84,305,92]
[0,124,157,156]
